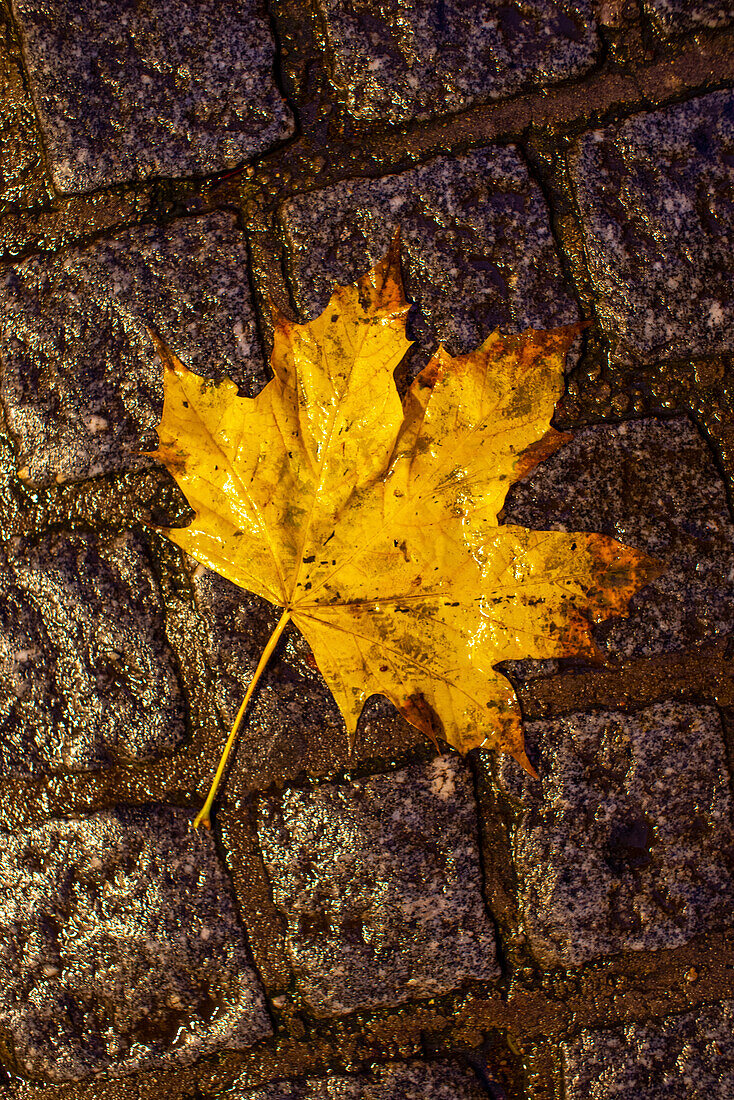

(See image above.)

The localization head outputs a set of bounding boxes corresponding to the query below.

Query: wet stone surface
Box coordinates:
[233,1059,487,1098]
[0,530,185,776]
[496,702,734,967]
[568,90,734,367]
[0,0,731,1092]
[11,0,293,192]
[0,6,51,214]
[316,0,599,124]
[0,805,271,1082]
[644,0,734,34]
[503,416,734,660]
[0,211,267,487]
[282,147,578,373]
[257,758,499,1015]
[562,1000,734,1098]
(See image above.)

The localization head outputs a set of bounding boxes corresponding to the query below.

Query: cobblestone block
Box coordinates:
[0,530,185,775]
[316,1,599,124]
[234,1060,487,1098]
[257,758,498,1015]
[0,806,271,1082]
[644,0,734,34]
[0,212,266,487]
[563,1001,734,1099]
[282,148,577,371]
[503,417,734,659]
[496,702,734,967]
[569,90,734,366]
[11,0,293,192]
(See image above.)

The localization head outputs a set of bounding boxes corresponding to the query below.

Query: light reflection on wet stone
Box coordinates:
[496,702,734,966]
[11,0,293,192]
[232,1058,488,1098]
[315,0,599,124]
[643,0,734,34]
[0,806,271,1082]
[257,758,499,1016]
[0,530,185,775]
[563,1000,734,1099]
[569,90,734,367]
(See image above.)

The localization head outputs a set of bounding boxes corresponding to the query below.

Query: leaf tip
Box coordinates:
[147,326,186,375]
[514,749,540,780]
[386,224,402,265]
[514,428,573,484]
[268,295,296,332]
[357,230,409,317]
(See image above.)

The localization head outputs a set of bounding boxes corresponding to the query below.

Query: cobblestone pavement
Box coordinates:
[0,1,733,1097]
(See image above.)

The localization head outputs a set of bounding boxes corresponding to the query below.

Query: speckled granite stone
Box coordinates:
[11,0,293,192]
[257,758,498,1015]
[0,211,267,487]
[569,90,734,366]
[503,417,734,659]
[563,1001,734,1099]
[282,147,578,372]
[643,0,734,34]
[0,806,271,1082]
[0,530,185,775]
[316,0,599,124]
[496,702,734,967]
[233,1060,487,1098]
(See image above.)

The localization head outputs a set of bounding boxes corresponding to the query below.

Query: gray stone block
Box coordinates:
[257,758,498,1016]
[502,417,734,659]
[234,1060,487,1098]
[563,1001,734,1099]
[496,702,734,967]
[569,90,734,366]
[11,0,293,192]
[282,147,578,370]
[0,212,267,487]
[316,0,599,124]
[0,530,185,775]
[644,0,734,34]
[0,806,271,1082]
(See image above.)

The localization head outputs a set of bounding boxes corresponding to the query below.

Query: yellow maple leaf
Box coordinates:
[148,240,659,828]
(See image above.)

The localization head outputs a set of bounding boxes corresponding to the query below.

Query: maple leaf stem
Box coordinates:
[194,607,292,829]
